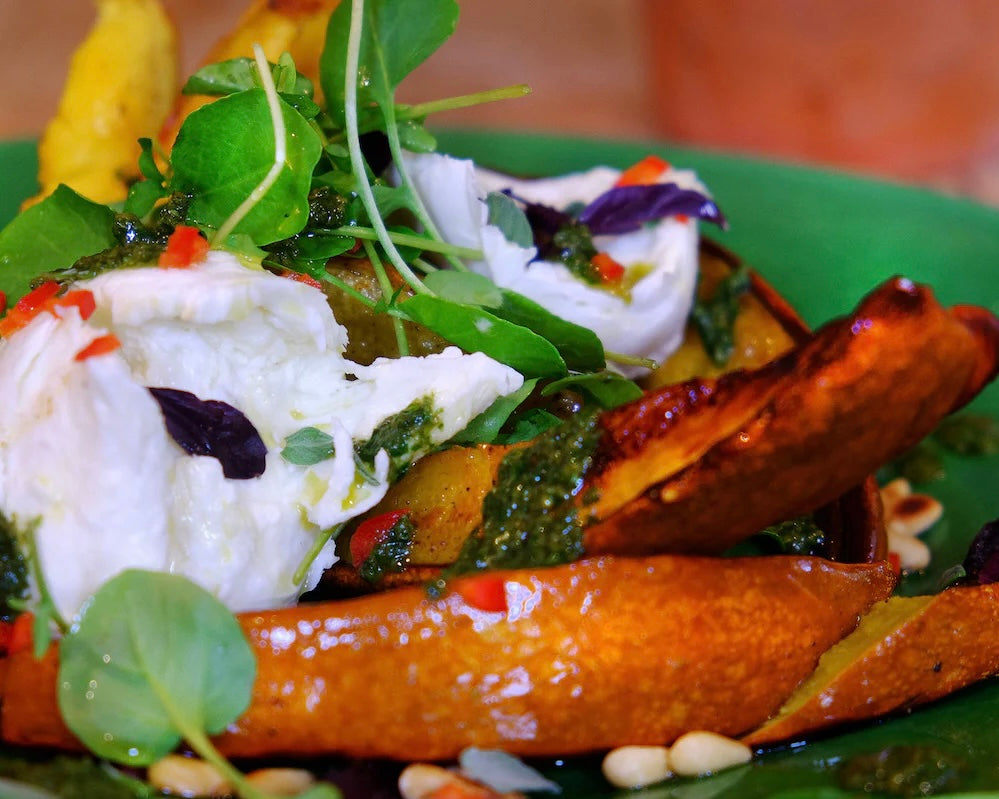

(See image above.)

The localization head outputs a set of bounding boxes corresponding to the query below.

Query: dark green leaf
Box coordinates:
[282,427,336,466]
[135,138,164,183]
[182,57,314,99]
[320,0,459,125]
[58,570,255,766]
[486,191,533,247]
[123,179,167,218]
[492,290,605,373]
[500,407,563,444]
[542,371,643,409]
[423,269,503,308]
[0,512,28,623]
[690,264,751,366]
[170,89,322,245]
[0,185,115,307]
[396,118,437,152]
[452,378,539,444]
[399,295,567,378]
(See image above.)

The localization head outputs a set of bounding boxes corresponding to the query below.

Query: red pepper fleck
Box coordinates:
[591,251,626,284]
[887,551,902,576]
[53,289,97,321]
[350,510,409,568]
[615,154,669,187]
[0,281,62,337]
[278,269,324,291]
[0,613,34,656]
[0,290,7,316]
[427,782,497,799]
[458,575,508,613]
[674,213,690,224]
[159,225,210,269]
[75,333,122,362]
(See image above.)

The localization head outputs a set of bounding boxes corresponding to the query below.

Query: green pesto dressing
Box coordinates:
[355,396,442,482]
[0,512,29,623]
[360,513,415,583]
[446,409,602,577]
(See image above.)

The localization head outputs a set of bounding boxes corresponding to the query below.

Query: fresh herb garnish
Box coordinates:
[690,263,751,366]
[755,516,827,557]
[355,397,442,481]
[282,426,337,466]
[148,387,267,480]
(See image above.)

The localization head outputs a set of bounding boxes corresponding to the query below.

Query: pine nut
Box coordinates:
[889,533,932,571]
[667,731,752,777]
[245,768,316,796]
[601,745,671,789]
[147,754,231,797]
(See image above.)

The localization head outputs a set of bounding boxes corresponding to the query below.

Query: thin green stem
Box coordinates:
[343,0,428,294]
[363,239,409,356]
[292,524,344,586]
[400,83,531,119]
[330,225,482,260]
[605,350,659,371]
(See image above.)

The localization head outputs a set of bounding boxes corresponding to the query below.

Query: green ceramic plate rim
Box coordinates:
[2,133,998,797]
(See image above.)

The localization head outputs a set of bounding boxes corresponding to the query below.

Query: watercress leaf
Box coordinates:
[123,178,168,218]
[492,290,606,373]
[396,117,437,153]
[283,232,357,263]
[320,0,459,125]
[183,57,315,99]
[579,182,728,235]
[0,185,116,307]
[398,295,567,378]
[499,407,563,444]
[147,387,267,480]
[486,191,533,248]
[542,371,643,409]
[423,270,503,308]
[452,378,539,445]
[170,88,322,245]
[135,137,165,183]
[282,426,336,466]
[280,91,322,119]
[372,183,416,218]
[58,569,256,766]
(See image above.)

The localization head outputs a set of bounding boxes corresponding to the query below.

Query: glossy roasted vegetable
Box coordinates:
[1,555,894,759]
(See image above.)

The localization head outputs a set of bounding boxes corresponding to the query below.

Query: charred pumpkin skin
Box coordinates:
[583,278,999,556]
[0,556,894,760]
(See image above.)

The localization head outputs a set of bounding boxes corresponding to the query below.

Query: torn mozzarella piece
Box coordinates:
[405,152,708,376]
[0,252,522,617]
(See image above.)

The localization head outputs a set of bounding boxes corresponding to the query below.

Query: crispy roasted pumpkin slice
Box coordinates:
[0,555,894,759]
[744,583,999,747]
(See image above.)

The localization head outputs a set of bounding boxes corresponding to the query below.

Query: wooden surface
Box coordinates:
[1,0,998,206]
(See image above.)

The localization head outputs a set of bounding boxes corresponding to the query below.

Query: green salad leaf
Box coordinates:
[170,88,323,245]
[57,570,255,767]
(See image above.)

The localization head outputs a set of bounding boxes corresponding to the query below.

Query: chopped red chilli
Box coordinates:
[159,225,210,269]
[350,510,409,567]
[457,575,508,613]
[75,333,122,362]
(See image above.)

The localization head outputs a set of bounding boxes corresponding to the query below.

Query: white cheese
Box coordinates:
[405,153,708,376]
[0,252,523,617]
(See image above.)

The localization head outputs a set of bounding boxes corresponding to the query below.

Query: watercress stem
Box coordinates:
[362,239,410,356]
[330,225,483,260]
[400,83,531,119]
[343,0,429,295]
[292,524,344,586]
[605,350,659,371]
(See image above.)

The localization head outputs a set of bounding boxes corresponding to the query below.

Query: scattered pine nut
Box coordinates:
[147,754,231,797]
[667,731,752,777]
[398,763,520,799]
[601,745,671,789]
[245,767,316,796]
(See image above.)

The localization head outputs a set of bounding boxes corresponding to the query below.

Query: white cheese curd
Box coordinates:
[405,152,709,376]
[0,251,523,618]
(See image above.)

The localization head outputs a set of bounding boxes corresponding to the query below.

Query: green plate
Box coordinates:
[3,134,999,797]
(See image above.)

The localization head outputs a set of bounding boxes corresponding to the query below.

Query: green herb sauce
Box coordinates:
[838,745,968,797]
[446,409,602,577]
[689,263,751,367]
[355,396,441,481]
[551,221,601,285]
[360,513,415,583]
[0,512,29,622]
[755,515,827,556]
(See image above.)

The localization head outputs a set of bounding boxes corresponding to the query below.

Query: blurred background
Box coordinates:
[3,0,999,205]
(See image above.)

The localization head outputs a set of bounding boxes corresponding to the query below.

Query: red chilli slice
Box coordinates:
[75,333,122,362]
[350,510,409,567]
[159,225,210,269]
[457,575,508,613]
[615,154,669,187]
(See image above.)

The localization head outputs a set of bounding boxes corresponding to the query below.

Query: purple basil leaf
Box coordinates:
[962,518,999,585]
[578,183,728,235]
[148,387,267,480]
[502,190,573,259]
